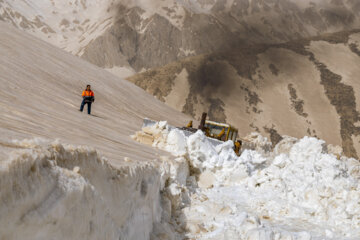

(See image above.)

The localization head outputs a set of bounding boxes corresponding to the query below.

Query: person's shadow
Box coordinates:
[90,114,106,120]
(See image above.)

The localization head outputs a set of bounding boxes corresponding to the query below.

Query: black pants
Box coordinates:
[80,99,92,114]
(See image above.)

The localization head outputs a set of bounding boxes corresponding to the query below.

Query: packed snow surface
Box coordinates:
[133,122,360,239]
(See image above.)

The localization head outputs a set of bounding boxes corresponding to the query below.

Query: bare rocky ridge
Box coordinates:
[2,0,360,73]
[128,30,360,158]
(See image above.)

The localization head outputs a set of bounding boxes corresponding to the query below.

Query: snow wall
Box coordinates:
[0,139,168,240]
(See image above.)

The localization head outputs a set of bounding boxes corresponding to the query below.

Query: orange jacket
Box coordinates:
[82,90,94,97]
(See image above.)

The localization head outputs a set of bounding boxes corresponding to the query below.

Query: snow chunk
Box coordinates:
[136,121,360,239]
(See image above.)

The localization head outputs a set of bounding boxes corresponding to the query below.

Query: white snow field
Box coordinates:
[0,22,192,239]
[133,122,360,240]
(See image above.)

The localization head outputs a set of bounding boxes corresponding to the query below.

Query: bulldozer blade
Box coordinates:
[142,118,224,147]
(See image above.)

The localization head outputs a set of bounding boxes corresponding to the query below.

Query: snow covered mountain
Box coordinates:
[128,29,360,159]
[2,8,360,240]
[1,0,360,74]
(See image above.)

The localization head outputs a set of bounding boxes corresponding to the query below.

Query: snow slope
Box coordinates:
[0,22,191,162]
[0,22,191,239]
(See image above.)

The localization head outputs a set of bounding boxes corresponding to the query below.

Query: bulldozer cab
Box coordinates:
[204,120,238,142]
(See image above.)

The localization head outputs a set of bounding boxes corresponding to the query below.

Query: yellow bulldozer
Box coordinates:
[143,112,242,155]
[182,113,242,156]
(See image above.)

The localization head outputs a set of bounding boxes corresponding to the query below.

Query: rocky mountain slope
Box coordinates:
[2,0,360,74]
[81,0,360,72]
[128,29,360,158]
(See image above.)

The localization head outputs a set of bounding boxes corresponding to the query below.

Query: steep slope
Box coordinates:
[2,0,360,74]
[128,29,360,158]
[0,22,190,162]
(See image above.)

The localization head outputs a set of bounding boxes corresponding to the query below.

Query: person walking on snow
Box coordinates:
[80,85,95,114]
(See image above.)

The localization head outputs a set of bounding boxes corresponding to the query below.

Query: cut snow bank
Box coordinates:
[133,121,360,240]
[0,139,172,240]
